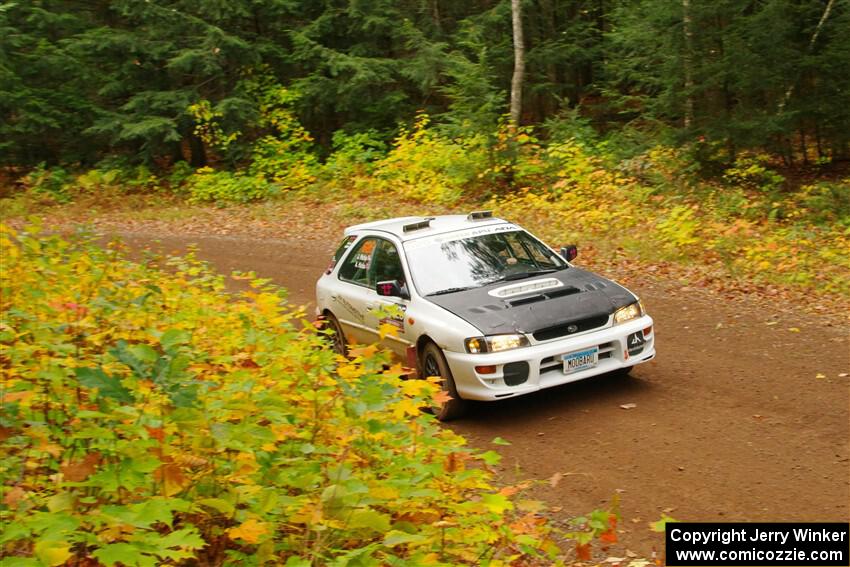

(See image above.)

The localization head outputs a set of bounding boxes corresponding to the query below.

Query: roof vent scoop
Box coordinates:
[403,219,433,232]
[467,210,493,221]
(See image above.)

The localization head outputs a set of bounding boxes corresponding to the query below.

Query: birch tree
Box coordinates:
[510,0,525,125]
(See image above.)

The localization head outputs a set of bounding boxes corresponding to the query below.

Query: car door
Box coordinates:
[335,236,381,345]
[365,238,413,358]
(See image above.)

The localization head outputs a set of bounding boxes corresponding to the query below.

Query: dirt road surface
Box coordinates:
[115,231,850,558]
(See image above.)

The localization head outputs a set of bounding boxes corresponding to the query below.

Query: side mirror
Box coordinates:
[376,280,408,299]
[560,245,578,262]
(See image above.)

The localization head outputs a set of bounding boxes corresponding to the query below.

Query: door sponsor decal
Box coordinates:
[373,303,407,332]
[336,296,365,322]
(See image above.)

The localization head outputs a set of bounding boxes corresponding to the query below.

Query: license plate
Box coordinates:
[561,347,599,375]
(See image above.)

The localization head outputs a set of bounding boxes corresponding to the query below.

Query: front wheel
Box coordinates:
[323,313,348,356]
[420,342,467,421]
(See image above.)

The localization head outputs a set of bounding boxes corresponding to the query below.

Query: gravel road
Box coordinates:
[114,231,850,557]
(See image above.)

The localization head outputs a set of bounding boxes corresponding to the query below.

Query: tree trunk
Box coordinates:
[539,0,559,117]
[814,122,824,159]
[510,0,525,126]
[800,128,809,166]
[682,0,695,129]
[431,0,441,31]
[778,0,836,113]
[188,134,207,168]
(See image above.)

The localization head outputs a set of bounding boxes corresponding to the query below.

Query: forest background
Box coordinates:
[2,0,849,293]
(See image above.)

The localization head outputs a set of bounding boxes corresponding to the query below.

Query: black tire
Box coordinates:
[420,342,467,421]
[324,313,348,356]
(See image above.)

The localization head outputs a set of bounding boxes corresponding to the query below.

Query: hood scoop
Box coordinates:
[546,286,582,299]
[508,295,546,307]
[507,285,581,307]
[488,277,562,298]
[429,267,637,337]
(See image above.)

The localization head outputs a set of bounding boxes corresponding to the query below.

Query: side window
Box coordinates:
[371,240,405,284]
[338,237,378,287]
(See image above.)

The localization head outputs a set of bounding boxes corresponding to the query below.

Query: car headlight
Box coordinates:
[464,334,529,354]
[613,300,645,325]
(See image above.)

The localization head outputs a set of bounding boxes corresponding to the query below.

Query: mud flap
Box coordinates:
[406,346,420,379]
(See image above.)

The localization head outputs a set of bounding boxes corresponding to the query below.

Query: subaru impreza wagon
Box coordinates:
[316,212,655,420]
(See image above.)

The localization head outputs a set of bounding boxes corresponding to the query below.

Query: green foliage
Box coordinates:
[605,0,850,159]
[542,109,601,150]
[655,205,701,249]
[188,100,241,153]
[16,164,162,207]
[789,180,850,226]
[487,139,850,293]
[2,0,850,169]
[1,225,569,565]
[322,131,388,178]
[0,3,97,166]
[723,153,786,193]
[184,168,275,204]
[249,135,317,191]
[370,114,488,205]
[184,77,320,203]
[236,76,318,193]
[19,164,74,203]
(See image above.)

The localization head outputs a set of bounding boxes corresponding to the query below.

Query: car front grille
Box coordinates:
[532,313,610,342]
[539,341,616,374]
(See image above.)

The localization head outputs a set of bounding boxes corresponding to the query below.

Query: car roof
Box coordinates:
[344,214,512,241]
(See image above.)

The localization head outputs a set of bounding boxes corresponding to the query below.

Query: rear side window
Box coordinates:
[327,235,357,273]
[338,237,378,286]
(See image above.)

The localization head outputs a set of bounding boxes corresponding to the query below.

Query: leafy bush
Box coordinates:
[654,205,701,250]
[74,167,160,195]
[541,109,600,150]
[242,77,319,192]
[322,130,388,178]
[183,75,319,203]
[19,164,74,203]
[184,168,277,203]
[166,161,195,188]
[249,136,318,192]
[723,152,785,193]
[371,113,487,205]
[1,225,570,565]
[188,99,242,154]
[488,141,850,293]
[785,180,850,226]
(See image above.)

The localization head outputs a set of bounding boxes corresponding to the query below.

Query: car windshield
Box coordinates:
[403,228,567,296]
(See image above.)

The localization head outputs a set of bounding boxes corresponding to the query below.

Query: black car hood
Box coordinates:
[426,268,636,336]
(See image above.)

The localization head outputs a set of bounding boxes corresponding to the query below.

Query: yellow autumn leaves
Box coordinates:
[1,225,562,565]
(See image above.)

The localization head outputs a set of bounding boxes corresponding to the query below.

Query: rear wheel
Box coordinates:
[324,313,348,356]
[420,342,467,421]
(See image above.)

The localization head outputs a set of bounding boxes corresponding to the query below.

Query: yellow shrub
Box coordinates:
[0,225,564,565]
[372,113,487,205]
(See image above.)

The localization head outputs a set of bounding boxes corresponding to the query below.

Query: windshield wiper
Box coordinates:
[491,268,558,283]
[426,286,478,296]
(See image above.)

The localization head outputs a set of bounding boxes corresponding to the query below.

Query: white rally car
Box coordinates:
[316,212,655,420]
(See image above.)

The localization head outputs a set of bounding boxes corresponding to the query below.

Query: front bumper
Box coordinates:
[443,315,655,401]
